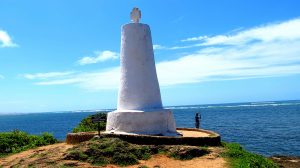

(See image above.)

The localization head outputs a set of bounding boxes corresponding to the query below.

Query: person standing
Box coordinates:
[195,112,201,128]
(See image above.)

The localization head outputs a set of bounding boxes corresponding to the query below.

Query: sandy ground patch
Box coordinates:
[178,130,211,137]
[0,143,227,168]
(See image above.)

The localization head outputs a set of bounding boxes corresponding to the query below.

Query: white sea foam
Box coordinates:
[166,101,300,110]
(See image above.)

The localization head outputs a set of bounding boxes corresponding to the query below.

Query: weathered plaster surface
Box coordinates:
[106,109,177,135]
[118,23,162,110]
[106,22,177,136]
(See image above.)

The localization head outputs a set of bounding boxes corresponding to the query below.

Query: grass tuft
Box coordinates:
[112,153,138,166]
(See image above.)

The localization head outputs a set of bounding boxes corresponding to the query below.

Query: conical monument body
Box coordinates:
[106,8,178,136]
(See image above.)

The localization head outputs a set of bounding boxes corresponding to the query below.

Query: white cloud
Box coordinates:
[78,50,118,65]
[35,68,120,91]
[0,30,17,48]
[156,18,300,85]
[36,78,82,85]
[153,44,195,50]
[75,68,120,90]
[24,18,300,91]
[23,71,76,80]
[181,36,208,42]
[156,41,300,86]
[199,18,300,46]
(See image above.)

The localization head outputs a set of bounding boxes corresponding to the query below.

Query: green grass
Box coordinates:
[65,137,210,166]
[221,142,278,168]
[72,112,107,133]
[0,130,58,157]
[65,138,150,166]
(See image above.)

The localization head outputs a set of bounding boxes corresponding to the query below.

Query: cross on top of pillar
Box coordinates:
[130,7,141,23]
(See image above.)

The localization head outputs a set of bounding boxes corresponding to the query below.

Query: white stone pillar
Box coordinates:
[117,23,162,110]
[105,8,178,136]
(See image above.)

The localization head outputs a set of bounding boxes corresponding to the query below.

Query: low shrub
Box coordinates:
[0,130,58,157]
[72,112,107,133]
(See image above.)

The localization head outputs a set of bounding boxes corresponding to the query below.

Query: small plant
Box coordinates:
[130,146,152,160]
[112,153,139,166]
[221,142,278,168]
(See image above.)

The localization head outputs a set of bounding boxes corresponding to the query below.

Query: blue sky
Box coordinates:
[1,0,300,113]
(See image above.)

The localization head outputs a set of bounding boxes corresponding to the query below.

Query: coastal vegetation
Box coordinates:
[65,137,209,166]
[0,130,57,157]
[64,137,279,167]
[72,112,107,133]
[222,142,278,168]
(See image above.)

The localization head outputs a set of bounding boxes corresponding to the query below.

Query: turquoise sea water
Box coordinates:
[0,100,299,156]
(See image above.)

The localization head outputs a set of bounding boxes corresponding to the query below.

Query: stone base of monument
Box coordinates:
[66,128,221,146]
[102,128,221,146]
[105,109,178,136]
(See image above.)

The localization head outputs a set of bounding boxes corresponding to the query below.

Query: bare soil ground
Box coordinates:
[0,143,227,168]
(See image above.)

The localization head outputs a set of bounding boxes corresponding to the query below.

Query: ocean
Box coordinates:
[0,100,299,157]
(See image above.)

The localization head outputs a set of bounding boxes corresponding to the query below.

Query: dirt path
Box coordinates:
[0,144,228,168]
